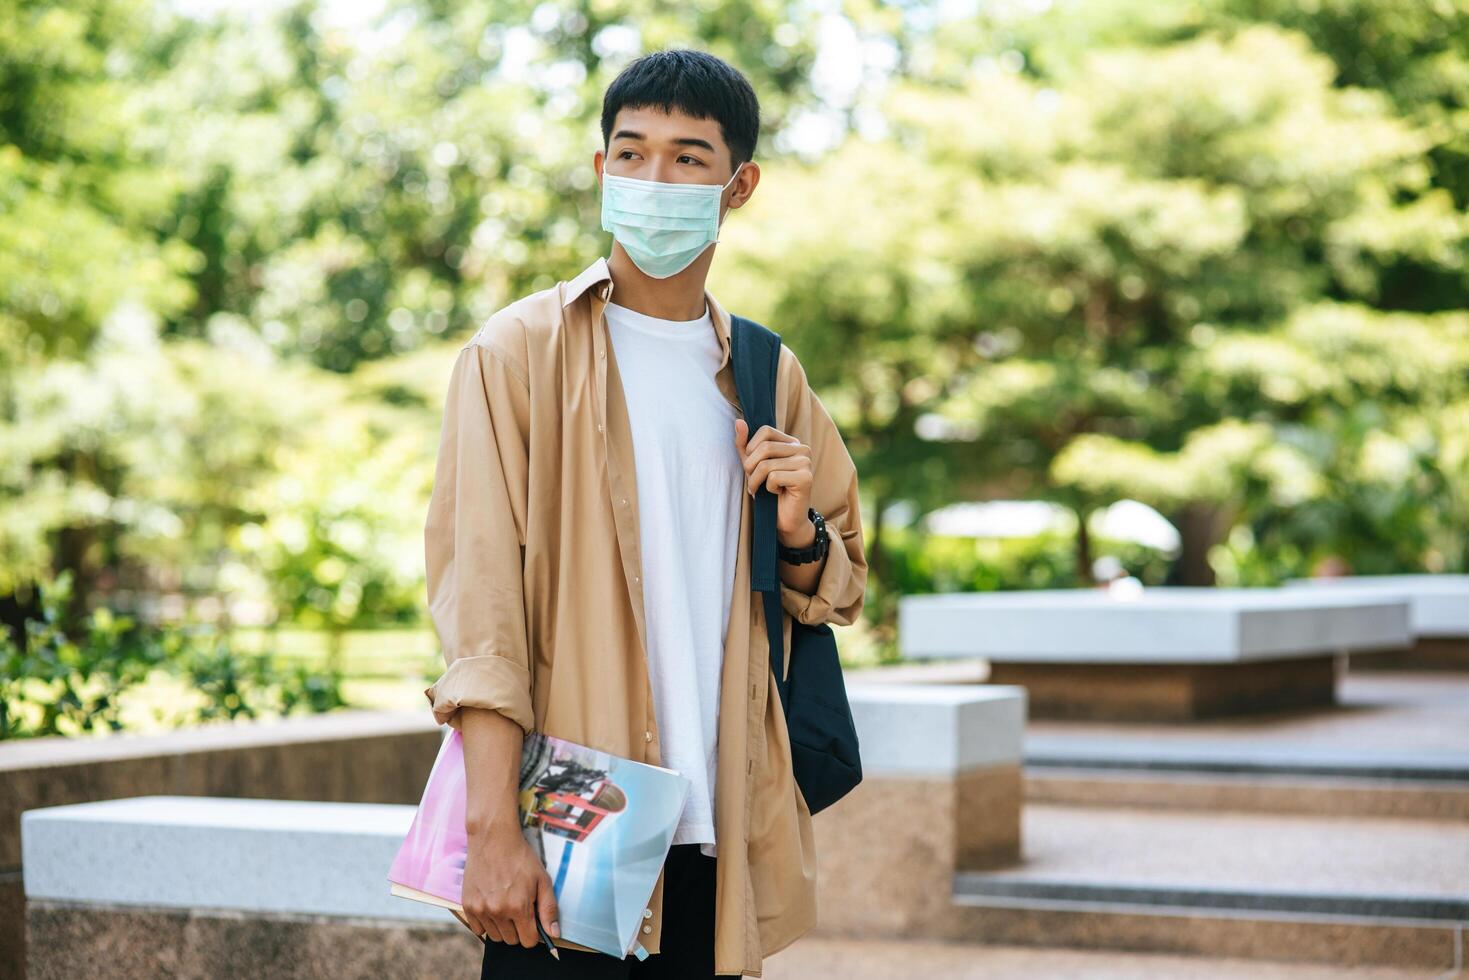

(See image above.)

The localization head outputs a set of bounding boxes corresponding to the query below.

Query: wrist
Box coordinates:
[466,807,522,842]
[777,517,817,548]
[778,507,829,565]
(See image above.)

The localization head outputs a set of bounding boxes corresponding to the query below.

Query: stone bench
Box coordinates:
[20,684,1028,977]
[21,794,474,979]
[812,683,1026,937]
[1285,574,1469,670]
[0,709,443,976]
[898,587,1412,721]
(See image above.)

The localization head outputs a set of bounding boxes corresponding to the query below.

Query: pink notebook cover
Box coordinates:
[386,727,476,908]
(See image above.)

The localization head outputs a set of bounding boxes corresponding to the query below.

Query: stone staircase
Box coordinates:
[950,675,1469,974]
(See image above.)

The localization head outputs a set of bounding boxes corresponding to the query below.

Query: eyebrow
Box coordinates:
[611,129,716,152]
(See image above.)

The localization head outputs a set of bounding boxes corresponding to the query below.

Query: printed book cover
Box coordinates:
[387,725,692,961]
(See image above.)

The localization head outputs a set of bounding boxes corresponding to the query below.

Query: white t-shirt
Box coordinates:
[603,298,744,859]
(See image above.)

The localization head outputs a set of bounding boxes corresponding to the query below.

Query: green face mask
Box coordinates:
[600,162,745,279]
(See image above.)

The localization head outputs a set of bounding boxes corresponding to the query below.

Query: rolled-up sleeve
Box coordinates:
[422,338,536,735]
[777,351,868,628]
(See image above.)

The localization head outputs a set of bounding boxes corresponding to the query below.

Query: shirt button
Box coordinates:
[642,924,652,934]
[620,498,627,506]
[644,730,652,742]
[600,349,606,358]
[643,908,652,919]
[634,575,640,583]
[597,423,604,432]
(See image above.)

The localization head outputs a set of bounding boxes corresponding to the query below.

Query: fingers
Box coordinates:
[740,431,805,470]
[737,424,815,525]
[468,894,531,946]
[465,898,503,943]
[740,430,807,491]
[746,454,812,497]
[537,870,562,939]
[509,907,539,948]
[740,423,785,456]
[486,906,529,948]
[737,422,791,459]
[459,905,493,942]
[463,833,547,948]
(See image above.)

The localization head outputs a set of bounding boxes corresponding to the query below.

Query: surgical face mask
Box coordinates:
[600,162,745,279]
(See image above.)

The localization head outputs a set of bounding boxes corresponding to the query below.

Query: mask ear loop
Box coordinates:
[713,162,746,242]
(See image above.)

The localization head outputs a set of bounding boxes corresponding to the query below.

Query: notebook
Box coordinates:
[387,725,692,961]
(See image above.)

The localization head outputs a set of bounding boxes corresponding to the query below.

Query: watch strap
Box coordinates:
[778,508,828,565]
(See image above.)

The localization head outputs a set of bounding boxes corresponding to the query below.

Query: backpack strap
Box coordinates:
[728,314,789,707]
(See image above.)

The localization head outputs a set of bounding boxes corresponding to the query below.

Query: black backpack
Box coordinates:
[729,313,863,815]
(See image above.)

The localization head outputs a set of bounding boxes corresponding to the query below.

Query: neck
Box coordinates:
[606,245,712,320]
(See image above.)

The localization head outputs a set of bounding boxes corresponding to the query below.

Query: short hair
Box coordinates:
[600,49,760,170]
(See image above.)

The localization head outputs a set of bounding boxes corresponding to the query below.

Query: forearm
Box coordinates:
[460,706,526,840]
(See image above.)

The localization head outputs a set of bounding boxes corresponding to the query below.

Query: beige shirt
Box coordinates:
[422,254,868,977]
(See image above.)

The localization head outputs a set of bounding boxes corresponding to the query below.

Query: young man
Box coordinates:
[422,49,867,979]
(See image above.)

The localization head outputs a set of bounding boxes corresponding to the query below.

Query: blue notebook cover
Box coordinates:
[515,730,692,960]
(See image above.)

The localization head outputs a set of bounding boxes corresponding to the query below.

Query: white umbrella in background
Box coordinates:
[1088,499,1182,556]
[919,498,1180,555]
[921,500,1074,538]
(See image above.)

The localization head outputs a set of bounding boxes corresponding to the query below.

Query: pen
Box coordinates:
[534,908,561,961]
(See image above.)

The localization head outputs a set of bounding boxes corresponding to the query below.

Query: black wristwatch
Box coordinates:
[778,508,829,565]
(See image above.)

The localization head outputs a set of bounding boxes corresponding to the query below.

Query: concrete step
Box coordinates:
[1025,733,1469,781]
[951,804,1469,970]
[765,935,1420,979]
[1024,732,1469,819]
[1025,766,1469,820]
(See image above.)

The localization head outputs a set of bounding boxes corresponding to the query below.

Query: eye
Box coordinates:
[679,155,702,165]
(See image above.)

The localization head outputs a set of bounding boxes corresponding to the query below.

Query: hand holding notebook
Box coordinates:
[387,726,692,962]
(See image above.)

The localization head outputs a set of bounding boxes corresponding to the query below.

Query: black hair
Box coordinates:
[600,49,760,170]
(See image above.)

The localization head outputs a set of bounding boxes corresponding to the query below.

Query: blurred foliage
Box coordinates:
[879,525,1174,596]
[0,305,432,631]
[135,0,845,371]
[2,0,1468,735]
[0,571,345,740]
[0,0,195,364]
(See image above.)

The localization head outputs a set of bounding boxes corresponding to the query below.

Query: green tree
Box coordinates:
[0,0,195,366]
[728,25,1468,587]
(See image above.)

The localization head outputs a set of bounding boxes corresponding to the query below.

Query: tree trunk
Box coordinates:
[1074,505,1094,586]
[867,491,885,595]
[1170,502,1224,586]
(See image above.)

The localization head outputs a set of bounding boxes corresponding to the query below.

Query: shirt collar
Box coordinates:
[562,255,733,370]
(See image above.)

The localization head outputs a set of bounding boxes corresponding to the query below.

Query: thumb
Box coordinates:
[733,417,747,452]
[538,872,561,938]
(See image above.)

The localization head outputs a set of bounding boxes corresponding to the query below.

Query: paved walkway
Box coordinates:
[999,803,1469,896]
[1029,670,1469,758]
[851,661,1469,759]
[760,936,1436,978]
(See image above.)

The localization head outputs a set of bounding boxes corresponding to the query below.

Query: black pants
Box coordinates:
[480,842,719,979]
